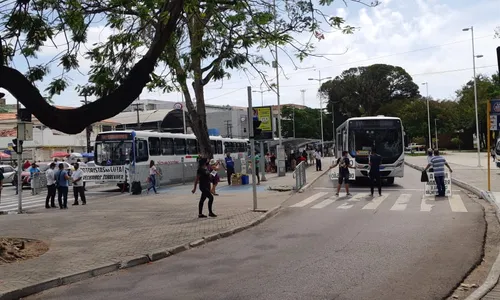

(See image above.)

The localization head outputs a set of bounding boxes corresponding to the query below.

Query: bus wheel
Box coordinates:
[386,177,395,185]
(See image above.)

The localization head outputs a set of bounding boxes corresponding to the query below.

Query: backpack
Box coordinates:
[131,181,142,195]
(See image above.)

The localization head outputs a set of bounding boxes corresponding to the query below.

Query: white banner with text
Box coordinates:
[424,171,451,196]
[81,165,125,182]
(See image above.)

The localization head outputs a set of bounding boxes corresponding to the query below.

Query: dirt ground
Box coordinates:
[0,237,49,264]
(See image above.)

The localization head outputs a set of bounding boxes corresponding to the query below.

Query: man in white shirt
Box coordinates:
[45,162,57,208]
[314,149,322,171]
[71,162,86,205]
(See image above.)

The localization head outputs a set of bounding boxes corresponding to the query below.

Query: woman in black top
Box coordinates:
[192,158,217,218]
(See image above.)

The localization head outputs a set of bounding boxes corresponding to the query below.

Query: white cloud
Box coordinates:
[1,0,499,110]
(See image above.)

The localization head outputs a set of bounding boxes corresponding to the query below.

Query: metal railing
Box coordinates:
[293,161,307,190]
[130,158,245,189]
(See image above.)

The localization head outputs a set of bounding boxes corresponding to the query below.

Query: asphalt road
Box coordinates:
[25,167,485,300]
[0,183,118,213]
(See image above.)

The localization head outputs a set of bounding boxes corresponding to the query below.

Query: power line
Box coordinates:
[204,34,494,88]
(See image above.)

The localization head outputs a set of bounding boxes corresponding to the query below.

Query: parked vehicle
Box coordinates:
[0,164,16,185]
[21,162,74,187]
[405,143,426,151]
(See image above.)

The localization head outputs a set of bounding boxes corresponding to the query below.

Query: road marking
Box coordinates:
[449,195,468,212]
[311,195,339,209]
[290,192,328,207]
[337,193,368,209]
[390,194,411,211]
[420,196,434,212]
[362,194,389,210]
[313,187,461,192]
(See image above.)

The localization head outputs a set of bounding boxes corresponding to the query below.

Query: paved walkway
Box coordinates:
[0,159,330,298]
[406,152,500,299]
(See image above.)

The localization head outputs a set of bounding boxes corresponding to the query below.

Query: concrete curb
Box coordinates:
[404,162,500,300]
[0,205,281,300]
[298,167,331,193]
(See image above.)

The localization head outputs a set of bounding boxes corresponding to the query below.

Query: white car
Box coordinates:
[0,165,16,185]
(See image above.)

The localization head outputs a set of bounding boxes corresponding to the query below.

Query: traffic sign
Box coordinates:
[490,100,500,115]
[491,115,499,131]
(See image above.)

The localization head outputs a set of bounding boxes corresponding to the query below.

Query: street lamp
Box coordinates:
[252,88,270,106]
[421,82,432,149]
[434,118,439,150]
[463,26,484,167]
[308,70,332,154]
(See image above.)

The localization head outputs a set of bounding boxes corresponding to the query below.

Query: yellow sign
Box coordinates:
[255,107,272,131]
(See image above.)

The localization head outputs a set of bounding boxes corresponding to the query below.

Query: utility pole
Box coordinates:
[132,103,141,129]
[79,90,92,153]
[272,0,282,146]
[224,120,232,138]
[308,71,332,155]
[252,88,270,107]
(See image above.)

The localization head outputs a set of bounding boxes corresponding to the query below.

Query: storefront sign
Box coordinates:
[81,165,125,182]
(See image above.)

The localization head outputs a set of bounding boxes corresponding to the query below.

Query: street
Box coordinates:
[24,166,485,300]
[0,184,118,213]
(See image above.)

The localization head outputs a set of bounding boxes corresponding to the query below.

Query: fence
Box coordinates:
[131,158,245,189]
[293,161,307,190]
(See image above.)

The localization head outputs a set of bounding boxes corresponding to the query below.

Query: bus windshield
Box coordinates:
[348,127,403,160]
[95,141,133,166]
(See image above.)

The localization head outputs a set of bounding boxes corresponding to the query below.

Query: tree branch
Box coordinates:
[0,0,185,134]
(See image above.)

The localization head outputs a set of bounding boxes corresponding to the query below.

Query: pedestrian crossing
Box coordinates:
[288,192,469,213]
[0,190,108,212]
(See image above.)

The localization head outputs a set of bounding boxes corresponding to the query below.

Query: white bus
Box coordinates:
[335,116,405,184]
[94,130,249,188]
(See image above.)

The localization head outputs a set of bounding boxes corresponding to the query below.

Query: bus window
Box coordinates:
[216,141,223,154]
[174,139,186,155]
[161,138,174,155]
[187,139,198,154]
[136,139,149,162]
[224,142,229,153]
[238,143,245,152]
[210,140,216,154]
[149,137,161,156]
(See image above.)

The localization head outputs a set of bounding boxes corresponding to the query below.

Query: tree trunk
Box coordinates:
[0,0,184,134]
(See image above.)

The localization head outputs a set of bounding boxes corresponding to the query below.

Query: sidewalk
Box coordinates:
[405,152,500,193]
[405,152,500,300]
[0,159,330,299]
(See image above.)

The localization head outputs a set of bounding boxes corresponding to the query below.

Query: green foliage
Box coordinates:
[321,64,420,117]
[281,105,326,139]
[0,0,375,100]
[451,137,463,147]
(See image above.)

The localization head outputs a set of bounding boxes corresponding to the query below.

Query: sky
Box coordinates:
[1,0,499,109]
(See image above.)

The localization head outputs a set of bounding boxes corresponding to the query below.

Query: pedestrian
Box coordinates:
[314,148,322,171]
[29,163,40,195]
[329,151,355,196]
[491,148,496,162]
[71,162,86,205]
[0,167,4,202]
[254,152,261,185]
[369,148,383,197]
[209,159,220,195]
[55,163,70,209]
[12,170,18,195]
[147,160,159,194]
[45,162,56,208]
[423,150,453,197]
[192,158,217,218]
[224,152,235,185]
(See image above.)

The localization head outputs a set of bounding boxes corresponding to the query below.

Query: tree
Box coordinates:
[321,64,420,117]
[455,74,500,149]
[0,0,185,134]
[281,105,327,140]
[1,0,378,157]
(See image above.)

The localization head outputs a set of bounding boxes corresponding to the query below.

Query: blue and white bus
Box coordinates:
[335,116,405,184]
[94,130,248,188]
